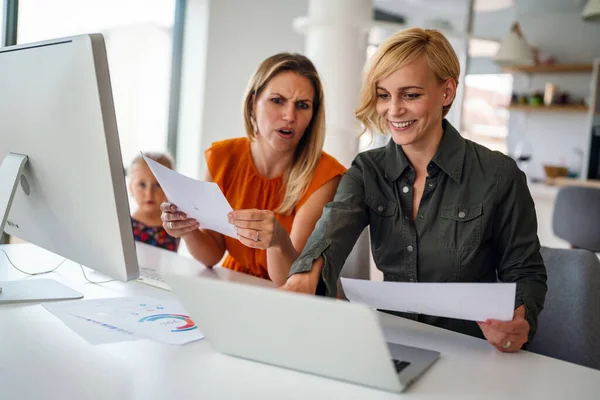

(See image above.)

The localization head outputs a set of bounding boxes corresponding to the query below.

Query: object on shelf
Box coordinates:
[565,148,585,179]
[544,165,569,179]
[537,52,556,65]
[544,83,557,106]
[514,137,533,180]
[529,91,544,105]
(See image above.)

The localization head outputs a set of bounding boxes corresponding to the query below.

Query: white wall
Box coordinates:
[177,0,307,179]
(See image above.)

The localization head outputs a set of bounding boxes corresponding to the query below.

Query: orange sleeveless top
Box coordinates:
[205,137,346,280]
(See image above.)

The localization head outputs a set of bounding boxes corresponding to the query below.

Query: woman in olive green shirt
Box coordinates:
[282,28,547,353]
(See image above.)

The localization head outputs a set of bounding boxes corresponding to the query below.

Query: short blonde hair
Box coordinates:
[356,28,460,134]
[129,151,174,174]
[242,53,326,215]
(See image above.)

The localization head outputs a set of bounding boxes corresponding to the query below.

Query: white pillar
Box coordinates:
[294,0,373,168]
[294,0,373,283]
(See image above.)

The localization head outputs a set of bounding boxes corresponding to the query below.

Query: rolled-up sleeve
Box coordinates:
[288,160,369,297]
[493,157,548,341]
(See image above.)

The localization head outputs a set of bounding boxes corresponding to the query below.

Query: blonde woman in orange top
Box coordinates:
[160,53,346,285]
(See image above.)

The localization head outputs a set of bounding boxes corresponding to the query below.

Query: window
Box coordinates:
[18,0,176,167]
[461,74,512,154]
[0,6,4,46]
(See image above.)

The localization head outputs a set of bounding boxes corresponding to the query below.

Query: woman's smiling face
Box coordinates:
[375,55,453,148]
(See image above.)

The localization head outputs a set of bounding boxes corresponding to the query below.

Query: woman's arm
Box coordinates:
[229,177,340,286]
[266,176,340,286]
[479,157,548,351]
[162,169,226,267]
[283,160,370,296]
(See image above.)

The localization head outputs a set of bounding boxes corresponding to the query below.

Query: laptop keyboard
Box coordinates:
[392,359,411,374]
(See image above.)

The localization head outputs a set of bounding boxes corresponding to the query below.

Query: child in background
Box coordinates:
[128,152,180,252]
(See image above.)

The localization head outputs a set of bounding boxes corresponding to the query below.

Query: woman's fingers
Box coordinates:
[477,321,526,353]
[235,227,258,242]
[160,202,177,212]
[228,210,274,229]
[161,210,188,222]
[160,202,194,237]
[162,217,199,237]
[234,226,274,249]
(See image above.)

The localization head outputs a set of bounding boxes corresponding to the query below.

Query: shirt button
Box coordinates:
[458,211,466,219]
[404,215,409,220]
[407,245,414,252]
[377,205,384,212]
[428,183,434,188]
[419,214,424,219]
[409,278,416,282]
[402,186,410,193]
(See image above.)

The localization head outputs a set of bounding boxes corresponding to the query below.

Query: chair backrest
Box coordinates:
[528,247,600,370]
[552,186,600,252]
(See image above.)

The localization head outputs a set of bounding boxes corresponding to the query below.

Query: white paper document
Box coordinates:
[45,296,204,345]
[143,154,237,238]
[44,302,139,345]
[341,278,516,322]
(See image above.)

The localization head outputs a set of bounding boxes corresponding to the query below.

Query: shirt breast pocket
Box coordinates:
[365,195,398,252]
[439,203,483,251]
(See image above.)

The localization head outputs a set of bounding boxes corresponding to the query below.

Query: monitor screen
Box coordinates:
[0,34,139,287]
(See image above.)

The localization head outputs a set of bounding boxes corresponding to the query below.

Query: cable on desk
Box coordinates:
[0,248,66,275]
[77,264,115,284]
[1,248,115,284]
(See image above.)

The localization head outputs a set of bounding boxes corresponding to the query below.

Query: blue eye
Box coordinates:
[405,93,422,100]
[271,97,283,104]
[296,102,310,110]
[377,93,389,100]
[139,182,146,189]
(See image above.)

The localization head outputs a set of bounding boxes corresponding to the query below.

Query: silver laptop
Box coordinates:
[165,273,439,393]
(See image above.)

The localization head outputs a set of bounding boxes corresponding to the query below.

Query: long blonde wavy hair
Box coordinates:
[355,28,460,134]
[242,53,326,215]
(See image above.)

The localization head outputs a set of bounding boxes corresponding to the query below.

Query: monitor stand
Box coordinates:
[0,152,83,304]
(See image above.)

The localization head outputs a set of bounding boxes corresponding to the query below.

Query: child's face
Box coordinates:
[129,163,167,214]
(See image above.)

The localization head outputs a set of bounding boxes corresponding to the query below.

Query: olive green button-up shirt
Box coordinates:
[290,120,547,341]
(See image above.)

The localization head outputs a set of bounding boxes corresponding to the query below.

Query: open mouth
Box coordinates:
[277,128,295,138]
[390,120,416,130]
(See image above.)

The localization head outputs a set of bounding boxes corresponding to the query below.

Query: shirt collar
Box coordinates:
[385,119,466,183]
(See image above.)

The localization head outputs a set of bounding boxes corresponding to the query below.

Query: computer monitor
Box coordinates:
[0,34,139,303]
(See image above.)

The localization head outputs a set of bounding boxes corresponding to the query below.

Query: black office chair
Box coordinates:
[552,186,600,252]
[527,247,600,370]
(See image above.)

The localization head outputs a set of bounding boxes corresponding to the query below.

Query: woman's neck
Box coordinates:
[250,137,295,179]
[402,122,444,177]
[132,209,163,227]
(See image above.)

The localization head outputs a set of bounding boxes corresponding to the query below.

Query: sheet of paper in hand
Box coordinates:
[142,154,237,238]
[341,278,516,322]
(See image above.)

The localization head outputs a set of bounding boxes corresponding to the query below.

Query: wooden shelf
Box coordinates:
[505,104,589,112]
[502,64,593,73]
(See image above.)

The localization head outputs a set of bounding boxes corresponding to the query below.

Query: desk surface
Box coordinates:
[1,242,599,400]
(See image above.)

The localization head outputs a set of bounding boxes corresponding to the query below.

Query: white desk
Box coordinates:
[1,242,599,400]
